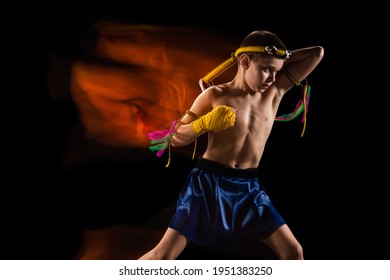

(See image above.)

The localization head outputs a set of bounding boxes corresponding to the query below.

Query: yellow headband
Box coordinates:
[199,45,291,90]
[235,46,291,58]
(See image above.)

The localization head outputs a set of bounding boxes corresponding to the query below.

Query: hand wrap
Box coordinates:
[190,105,235,137]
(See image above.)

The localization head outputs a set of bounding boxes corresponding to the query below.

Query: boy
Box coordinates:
[140,30,324,260]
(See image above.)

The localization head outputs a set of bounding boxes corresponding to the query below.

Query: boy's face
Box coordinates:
[247,55,284,92]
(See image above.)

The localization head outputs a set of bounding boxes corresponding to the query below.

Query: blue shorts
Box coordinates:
[169,158,286,253]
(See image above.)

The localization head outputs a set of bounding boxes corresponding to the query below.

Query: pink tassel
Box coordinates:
[147,120,177,157]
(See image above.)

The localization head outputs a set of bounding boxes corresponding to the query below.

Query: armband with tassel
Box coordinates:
[147,110,198,167]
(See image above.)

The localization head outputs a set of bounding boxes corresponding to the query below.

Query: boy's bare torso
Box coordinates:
[202,83,282,169]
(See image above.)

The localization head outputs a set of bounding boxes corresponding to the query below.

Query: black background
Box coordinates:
[2,3,388,260]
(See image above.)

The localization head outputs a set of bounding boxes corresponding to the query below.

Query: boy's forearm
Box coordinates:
[171,124,197,147]
[285,46,323,65]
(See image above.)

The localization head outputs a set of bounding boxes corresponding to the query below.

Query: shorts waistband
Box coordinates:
[196,158,259,178]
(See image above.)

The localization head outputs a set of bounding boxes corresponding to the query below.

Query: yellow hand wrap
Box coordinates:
[190,105,236,137]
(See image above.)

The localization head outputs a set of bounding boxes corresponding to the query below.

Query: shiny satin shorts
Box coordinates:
[168,158,285,253]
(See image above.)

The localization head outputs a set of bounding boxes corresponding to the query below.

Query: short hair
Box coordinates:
[240,30,287,51]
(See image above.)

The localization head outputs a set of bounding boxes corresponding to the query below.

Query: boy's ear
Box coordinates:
[239,54,250,69]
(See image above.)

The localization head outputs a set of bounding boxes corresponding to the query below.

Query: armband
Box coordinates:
[284,68,302,87]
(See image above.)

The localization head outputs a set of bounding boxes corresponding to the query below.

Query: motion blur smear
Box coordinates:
[50,21,238,151]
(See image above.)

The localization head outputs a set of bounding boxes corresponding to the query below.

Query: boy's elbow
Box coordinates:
[310,46,324,67]
[170,136,179,147]
[170,136,187,147]
[315,46,325,59]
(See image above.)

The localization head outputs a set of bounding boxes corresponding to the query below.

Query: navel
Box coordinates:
[234,162,240,169]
